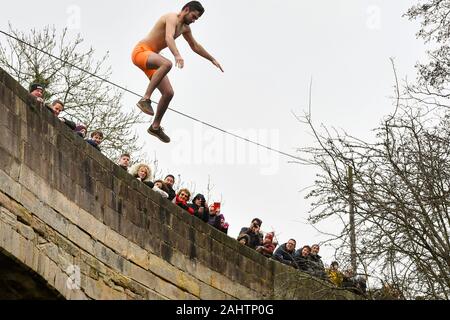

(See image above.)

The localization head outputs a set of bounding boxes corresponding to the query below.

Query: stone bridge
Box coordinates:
[0,67,356,300]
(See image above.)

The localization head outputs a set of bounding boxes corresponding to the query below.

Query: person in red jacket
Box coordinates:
[174,189,194,215]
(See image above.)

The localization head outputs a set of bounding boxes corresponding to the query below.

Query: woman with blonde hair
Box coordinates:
[129,163,154,188]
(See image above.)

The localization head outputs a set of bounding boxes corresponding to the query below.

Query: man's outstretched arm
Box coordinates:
[183,29,224,72]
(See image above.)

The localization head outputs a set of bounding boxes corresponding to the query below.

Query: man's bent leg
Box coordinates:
[136,53,172,116]
[144,53,173,100]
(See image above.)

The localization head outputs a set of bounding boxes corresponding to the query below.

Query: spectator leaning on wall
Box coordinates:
[273,239,297,268]
[29,83,44,106]
[86,131,104,152]
[47,99,76,130]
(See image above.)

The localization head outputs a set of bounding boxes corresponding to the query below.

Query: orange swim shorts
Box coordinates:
[131,42,159,79]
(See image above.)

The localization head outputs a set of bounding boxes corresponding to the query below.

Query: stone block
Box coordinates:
[124,262,158,291]
[103,205,119,232]
[0,126,16,157]
[198,281,229,300]
[0,206,16,227]
[0,221,14,253]
[17,223,35,241]
[57,250,74,272]
[153,276,190,300]
[11,229,21,262]
[77,251,107,277]
[37,254,51,282]
[103,226,128,257]
[0,167,21,200]
[126,241,150,270]
[0,146,13,175]
[38,242,59,263]
[67,224,95,255]
[84,276,127,300]
[67,289,89,300]
[93,241,127,273]
[31,245,41,272]
[54,270,69,298]
[142,233,159,255]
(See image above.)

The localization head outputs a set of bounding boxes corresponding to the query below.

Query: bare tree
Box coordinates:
[299,94,450,299]
[405,0,450,93]
[0,24,144,160]
[296,1,450,299]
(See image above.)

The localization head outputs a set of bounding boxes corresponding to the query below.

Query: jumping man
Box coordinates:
[131,1,224,143]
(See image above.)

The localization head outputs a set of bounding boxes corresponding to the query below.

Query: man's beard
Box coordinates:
[183,16,193,25]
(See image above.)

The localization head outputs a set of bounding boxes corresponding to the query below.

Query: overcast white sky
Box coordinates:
[2,1,427,265]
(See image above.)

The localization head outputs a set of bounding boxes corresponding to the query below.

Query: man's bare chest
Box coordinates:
[174,24,186,39]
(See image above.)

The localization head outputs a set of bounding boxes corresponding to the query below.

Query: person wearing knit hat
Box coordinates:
[29,83,45,105]
[188,194,209,222]
[29,83,44,94]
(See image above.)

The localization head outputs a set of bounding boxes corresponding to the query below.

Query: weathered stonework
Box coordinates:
[0,67,358,300]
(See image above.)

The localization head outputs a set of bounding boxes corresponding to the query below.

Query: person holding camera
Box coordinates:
[188,194,209,222]
[207,203,229,234]
[237,218,263,250]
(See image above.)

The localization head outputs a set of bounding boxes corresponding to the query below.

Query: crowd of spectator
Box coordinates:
[28,81,367,296]
[30,82,105,152]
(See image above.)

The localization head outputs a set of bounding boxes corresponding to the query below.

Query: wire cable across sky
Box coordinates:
[0,29,304,162]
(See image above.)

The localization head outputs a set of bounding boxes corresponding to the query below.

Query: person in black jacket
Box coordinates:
[188,194,209,222]
[273,239,297,267]
[164,174,176,201]
[237,218,263,249]
[294,245,314,274]
[29,83,45,106]
[309,244,327,279]
[118,153,131,171]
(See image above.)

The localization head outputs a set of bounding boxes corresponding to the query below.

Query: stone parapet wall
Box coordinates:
[0,67,357,300]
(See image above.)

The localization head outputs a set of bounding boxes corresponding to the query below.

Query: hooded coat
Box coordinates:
[188,194,209,222]
[128,163,154,188]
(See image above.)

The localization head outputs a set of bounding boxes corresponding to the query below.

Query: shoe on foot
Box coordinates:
[136,98,154,116]
[147,125,170,143]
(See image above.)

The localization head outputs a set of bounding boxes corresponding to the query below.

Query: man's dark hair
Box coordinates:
[288,239,296,244]
[182,1,204,14]
[165,174,175,181]
[251,218,262,227]
[154,180,169,193]
[120,153,130,158]
[91,131,104,138]
[51,99,64,109]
